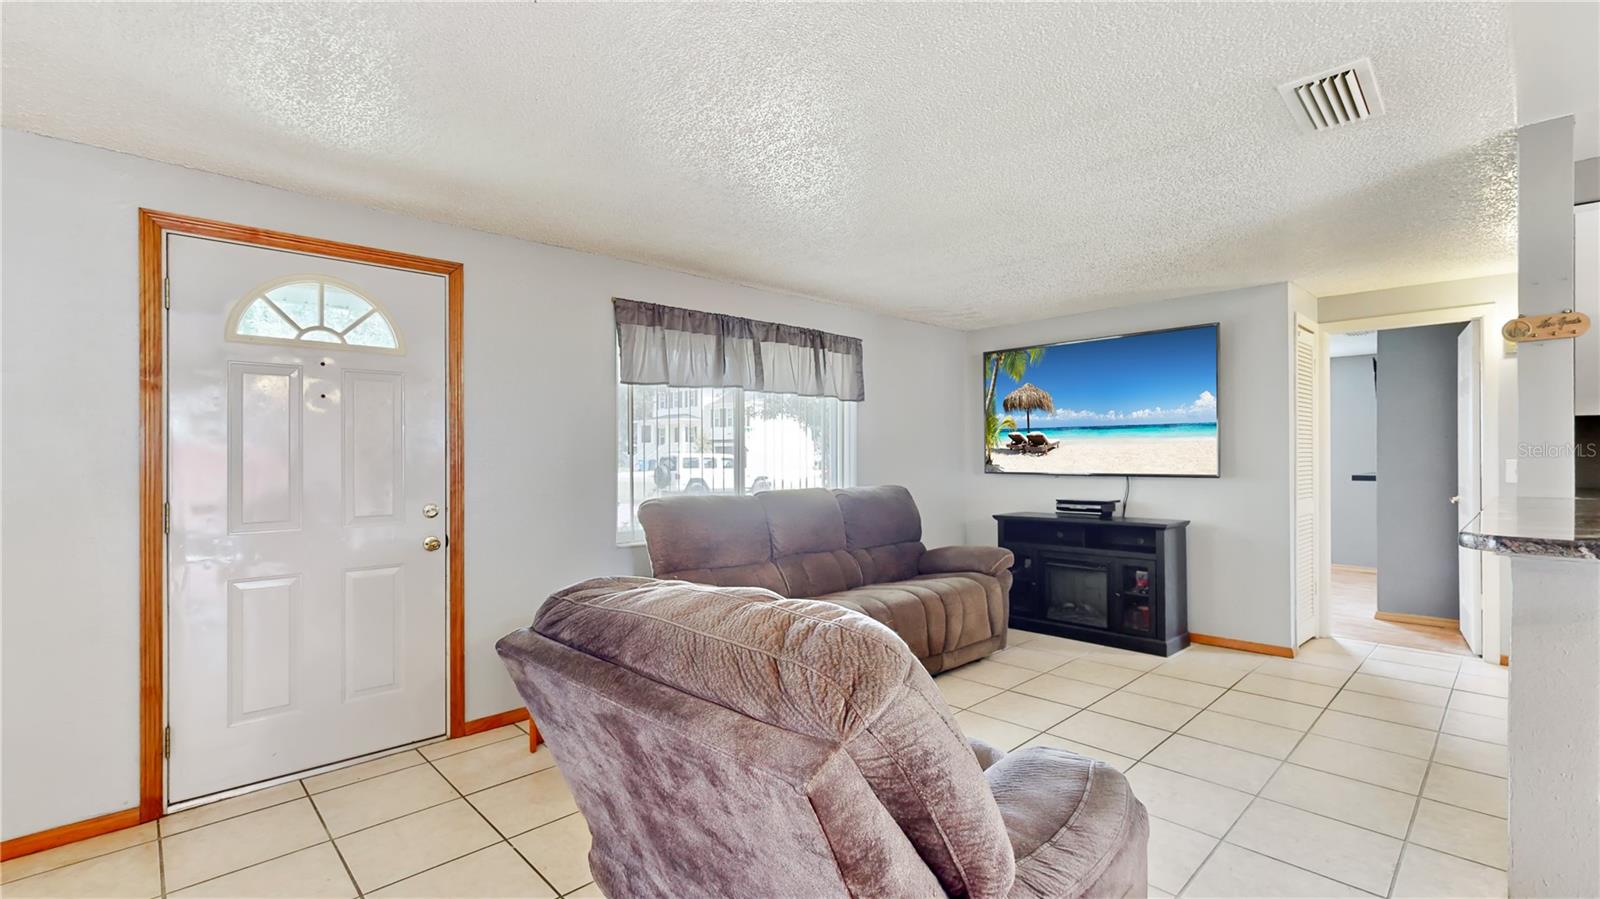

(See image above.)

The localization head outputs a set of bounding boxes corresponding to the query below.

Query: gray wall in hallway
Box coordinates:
[1331,354,1377,568]
[1376,324,1463,620]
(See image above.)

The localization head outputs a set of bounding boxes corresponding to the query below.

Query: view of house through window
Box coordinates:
[616,384,857,544]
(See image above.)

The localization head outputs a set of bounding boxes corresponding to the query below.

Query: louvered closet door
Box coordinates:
[1294,324,1319,645]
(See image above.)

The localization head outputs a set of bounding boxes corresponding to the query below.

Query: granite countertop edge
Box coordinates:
[1457,530,1600,560]
[1458,497,1600,560]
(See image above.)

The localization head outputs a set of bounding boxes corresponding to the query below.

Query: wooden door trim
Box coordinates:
[138,209,467,823]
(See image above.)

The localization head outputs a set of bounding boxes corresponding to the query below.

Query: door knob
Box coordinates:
[1450,496,1461,505]
[423,536,442,552]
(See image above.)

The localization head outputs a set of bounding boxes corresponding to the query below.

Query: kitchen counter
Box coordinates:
[1458,496,1600,560]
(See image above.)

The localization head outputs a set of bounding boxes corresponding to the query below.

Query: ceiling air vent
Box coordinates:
[1278,58,1385,132]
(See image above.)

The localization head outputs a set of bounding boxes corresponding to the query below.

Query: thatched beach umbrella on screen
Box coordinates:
[1002,383,1054,431]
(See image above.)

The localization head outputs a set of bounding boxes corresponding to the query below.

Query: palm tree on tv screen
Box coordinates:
[983,346,1046,462]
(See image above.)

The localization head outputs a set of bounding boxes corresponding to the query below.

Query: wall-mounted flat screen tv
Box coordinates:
[984,323,1219,477]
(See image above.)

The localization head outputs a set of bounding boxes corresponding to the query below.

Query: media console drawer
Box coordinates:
[995,512,1189,656]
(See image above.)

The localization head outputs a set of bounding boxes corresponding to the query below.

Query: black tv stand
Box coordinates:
[995,512,1189,656]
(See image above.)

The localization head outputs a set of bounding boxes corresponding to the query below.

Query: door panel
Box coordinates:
[228,576,297,721]
[1294,323,1319,645]
[343,370,405,525]
[345,566,404,699]
[167,234,448,804]
[228,363,302,532]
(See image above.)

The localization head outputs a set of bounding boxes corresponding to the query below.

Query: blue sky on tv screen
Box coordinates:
[989,325,1218,427]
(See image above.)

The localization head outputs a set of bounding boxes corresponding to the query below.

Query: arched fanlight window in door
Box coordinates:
[226,276,403,353]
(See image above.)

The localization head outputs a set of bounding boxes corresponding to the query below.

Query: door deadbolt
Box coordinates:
[422,503,440,519]
[423,536,442,552]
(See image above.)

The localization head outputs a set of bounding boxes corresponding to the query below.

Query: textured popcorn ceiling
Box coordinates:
[1,3,1522,328]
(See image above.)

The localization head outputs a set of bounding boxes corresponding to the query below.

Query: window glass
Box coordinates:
[344,314,398,349]
[265,282,320,328]
[616,384,856,545]
[323,284,373,330]
[238,298,299,339]
[230,278,402,353]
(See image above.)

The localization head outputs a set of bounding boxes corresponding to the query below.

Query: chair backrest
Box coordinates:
[1008,432,1027,444]
[1027,432,1049,445]
[497,577,1014,898]
[638,485,927,597]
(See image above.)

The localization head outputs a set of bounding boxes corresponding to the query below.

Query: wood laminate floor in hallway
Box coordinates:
[1330,565,1472,656]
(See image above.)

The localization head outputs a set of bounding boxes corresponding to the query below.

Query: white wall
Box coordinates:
[961,284,1297,650]
[0,130,968,838]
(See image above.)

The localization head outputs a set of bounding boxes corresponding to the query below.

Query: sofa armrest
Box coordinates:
[985,747,1149,897]
[920,545,1014,578]
[969,737,1008,771]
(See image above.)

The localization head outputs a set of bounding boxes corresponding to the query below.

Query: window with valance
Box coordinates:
[613,298,863,544]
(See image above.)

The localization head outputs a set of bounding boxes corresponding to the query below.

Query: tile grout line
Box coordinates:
[157,790,306,840]
[159,784,343,897]
[1162,644,1506,894]
[503,809,587,898]
[1138,655,1308,894]
[1386,683,1451,899]
[417,740,565,897]
[301,779,367,899]
[155,730,553,897]
[157,824,168,899]
[1167,645,1374,897]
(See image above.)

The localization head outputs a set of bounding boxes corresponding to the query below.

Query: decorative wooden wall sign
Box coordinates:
[1502,312,1591,343]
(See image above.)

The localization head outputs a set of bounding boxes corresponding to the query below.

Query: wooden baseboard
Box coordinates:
[463,706,545,750]
[0,808,142,862]
[462,707,529,735]
[1189,633,1295,658]
[1373,611,1460,630]
[1332,564,1378,574]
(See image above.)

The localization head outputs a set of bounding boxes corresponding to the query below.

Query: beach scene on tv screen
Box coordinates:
[984,324,1219,476]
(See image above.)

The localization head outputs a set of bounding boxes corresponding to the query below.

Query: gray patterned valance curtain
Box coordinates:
[613,298,865,401]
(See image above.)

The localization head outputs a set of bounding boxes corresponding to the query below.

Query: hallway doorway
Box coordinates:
[1318,307,1502,665]
[1329,564,1471,655]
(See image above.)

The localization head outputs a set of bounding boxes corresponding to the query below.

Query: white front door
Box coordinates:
[1456,320,1483,654]
[166,234,449,804]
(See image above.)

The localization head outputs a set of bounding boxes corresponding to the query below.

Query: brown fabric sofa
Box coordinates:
[637,485,1013,672]
[497,577,1149,898]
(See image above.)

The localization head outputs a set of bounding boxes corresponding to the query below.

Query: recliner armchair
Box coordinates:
[497,576,1149,898]
[638,485,1013,672]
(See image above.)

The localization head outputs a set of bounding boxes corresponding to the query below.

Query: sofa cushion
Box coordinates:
[848,541,926,584]
[818,574,999,661]
[774,550,864,598]
[639,494,771,573]
[759,488,848,556]
[532,577,1015,898]
[833,485,922,549]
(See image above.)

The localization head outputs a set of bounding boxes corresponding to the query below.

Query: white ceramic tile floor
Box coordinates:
[0,721,600,898]
[946,633,1509,898]
[2,636,1510,898]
